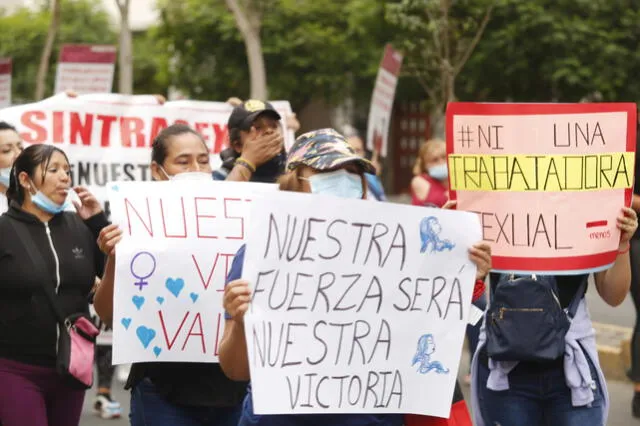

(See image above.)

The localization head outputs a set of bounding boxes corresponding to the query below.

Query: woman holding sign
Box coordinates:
[471,209,638,425]
[94,124,247,426]
[219,129,493,426]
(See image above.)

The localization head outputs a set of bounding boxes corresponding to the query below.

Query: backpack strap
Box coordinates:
[566,277,588,320]
[8,219,67,327]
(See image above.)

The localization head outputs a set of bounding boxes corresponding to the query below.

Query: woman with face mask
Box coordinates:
[0,121,23,214]
[411,139,448,208]
[0,144,108,426]
[219,129,492,426]
[94,124,247,426]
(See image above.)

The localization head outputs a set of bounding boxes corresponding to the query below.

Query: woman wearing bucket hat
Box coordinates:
[218,128,492,426]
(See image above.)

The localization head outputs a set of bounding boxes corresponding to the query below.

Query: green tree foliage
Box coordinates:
[0,0,116,103]
[459,0,640,103]
[386,0,495,117]
[155,0,390,111]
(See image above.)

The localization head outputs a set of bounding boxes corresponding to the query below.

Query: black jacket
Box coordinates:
[0,202,108,366]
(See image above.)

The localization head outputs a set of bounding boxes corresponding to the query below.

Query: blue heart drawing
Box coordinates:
[166,278,185,298]
[190,292,199,303]
[153,346,162,357]
[121,318,132,330]
[132,295,145,310]
[156,296,165,305]
[111,184,119,192]
[136,326,156,349]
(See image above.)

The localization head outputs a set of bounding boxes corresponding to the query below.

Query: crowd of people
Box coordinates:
[0,98,639,426]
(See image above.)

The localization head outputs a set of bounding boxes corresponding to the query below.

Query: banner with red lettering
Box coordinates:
[0,58,11,108]
[108,180,277,364]
[0,94,296,204]
[366,44,403,157]
[54,44,117,95]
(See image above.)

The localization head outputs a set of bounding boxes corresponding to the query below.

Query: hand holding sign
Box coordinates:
[223,279,251,324]
[469,243,492,280]
[98,224,123,257]
[618,207,638,244]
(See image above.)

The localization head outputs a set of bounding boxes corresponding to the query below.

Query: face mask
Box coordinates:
[30,184,70,215]
[307,169,363,199]
[171,172,212,181]
[160,166,212,181]
[0,167,10,187]
[428,164,448,180]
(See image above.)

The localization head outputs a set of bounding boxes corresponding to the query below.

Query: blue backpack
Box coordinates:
[485,274,587,362]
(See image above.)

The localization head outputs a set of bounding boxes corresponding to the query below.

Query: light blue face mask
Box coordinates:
[30,181,70,215]
[306,169,363,199]
[0,167,10,187]
[428,164,448,181]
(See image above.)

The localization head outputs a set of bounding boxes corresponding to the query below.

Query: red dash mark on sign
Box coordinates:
[586,220,608,228]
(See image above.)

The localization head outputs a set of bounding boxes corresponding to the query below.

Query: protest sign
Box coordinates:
[242,191,481,417]
[447,102,637,274]
[0,95,294,203]
[107,180,277,364]
[54,44,116,95]
[0,58,11,108]
[366,44,403,157]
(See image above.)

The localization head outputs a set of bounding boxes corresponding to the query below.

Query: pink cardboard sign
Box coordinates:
[446,103,637,274]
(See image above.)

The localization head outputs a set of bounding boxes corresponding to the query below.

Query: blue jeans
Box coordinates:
[130,378,242,426]
[476,354,604,426]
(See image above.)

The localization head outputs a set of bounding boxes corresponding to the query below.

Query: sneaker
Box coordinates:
[93,394,122,420]
[633,392,640,418]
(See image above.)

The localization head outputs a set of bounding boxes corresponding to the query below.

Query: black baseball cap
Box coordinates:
[227,99,281,131]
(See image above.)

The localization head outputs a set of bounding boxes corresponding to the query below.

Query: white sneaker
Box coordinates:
[93,394,122,419]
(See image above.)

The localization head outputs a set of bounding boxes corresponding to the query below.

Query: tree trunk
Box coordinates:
[35,0,62,100]
[116,0,133,94]
[225,0,268,100]
[430,109,446,139]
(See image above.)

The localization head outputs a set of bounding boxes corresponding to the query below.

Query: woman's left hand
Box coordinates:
[469,242,492,280]
[73,186,103,220]
[617,207,638,245]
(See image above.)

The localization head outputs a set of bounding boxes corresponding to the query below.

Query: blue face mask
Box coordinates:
[30,183,70,215]
[307,169,363,199]
[428,164,448,181]
[0,167,10,187]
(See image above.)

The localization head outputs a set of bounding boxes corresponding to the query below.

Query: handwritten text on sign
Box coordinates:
[446,103,637,274]
[242,192,481,417]
[108,181,276,364]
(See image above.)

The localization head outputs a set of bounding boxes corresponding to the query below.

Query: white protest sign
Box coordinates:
[54,44,116,95]
[242,192,482,417]
[0,58,11,108]
[108,180,277,364]
[366,44,403,157]
[0,95,297,204]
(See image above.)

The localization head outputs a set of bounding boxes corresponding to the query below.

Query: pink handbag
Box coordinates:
[58,314,100,388]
